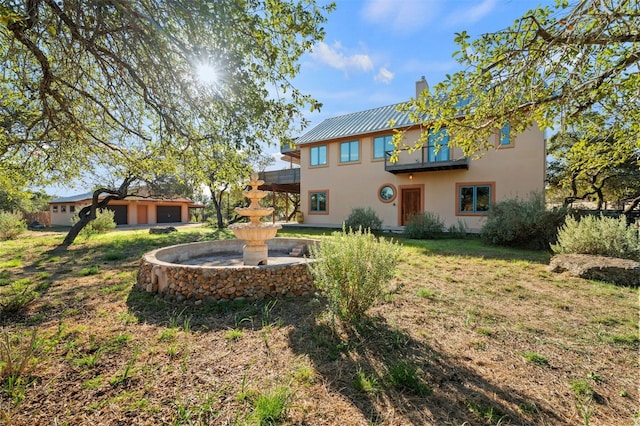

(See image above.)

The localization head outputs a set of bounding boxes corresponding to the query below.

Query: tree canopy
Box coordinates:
[396,0,639,159]
[1,0,333,191]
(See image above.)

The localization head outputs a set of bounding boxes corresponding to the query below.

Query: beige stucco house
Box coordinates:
[49,192,204,227]
[284,81,546,232]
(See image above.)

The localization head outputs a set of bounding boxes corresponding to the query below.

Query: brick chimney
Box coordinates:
[415,76,428,98]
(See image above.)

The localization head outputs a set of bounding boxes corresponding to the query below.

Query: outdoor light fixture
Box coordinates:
[409,173,413,180]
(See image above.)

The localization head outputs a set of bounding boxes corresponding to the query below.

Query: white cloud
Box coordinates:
[361,0,439,35]
[445,0,496,26]
[310,41,373,73]
[374,67,394,84]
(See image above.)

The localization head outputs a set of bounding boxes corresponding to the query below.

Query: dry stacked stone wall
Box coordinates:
[137,238,317,301]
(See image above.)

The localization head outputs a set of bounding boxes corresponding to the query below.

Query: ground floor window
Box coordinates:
[457,183,494,214]
[309,191,328,213]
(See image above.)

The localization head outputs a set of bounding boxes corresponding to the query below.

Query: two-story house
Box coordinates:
[283,79,546,232]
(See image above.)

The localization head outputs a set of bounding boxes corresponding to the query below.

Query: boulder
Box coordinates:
[548,254,640,287]
[149,226,178,234]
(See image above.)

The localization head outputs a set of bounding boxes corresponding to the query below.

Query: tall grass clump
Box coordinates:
[403,211,445,239]
[72,208,116,239]
[343,207,382,233]
[0,212,27,240]
[480,192,567,250]
[552,215,640,260]
[309,227,401,321]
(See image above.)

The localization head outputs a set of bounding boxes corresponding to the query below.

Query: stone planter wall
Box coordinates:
[137,238,318,301]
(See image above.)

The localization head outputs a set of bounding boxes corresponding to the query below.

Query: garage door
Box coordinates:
[105,205,128,225]
[156,206,181,223]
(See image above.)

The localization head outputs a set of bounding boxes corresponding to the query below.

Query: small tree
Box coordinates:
[308,228,401,321]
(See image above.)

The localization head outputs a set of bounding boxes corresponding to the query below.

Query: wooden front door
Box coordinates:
[401,187,422,225]
[137,205,148,224]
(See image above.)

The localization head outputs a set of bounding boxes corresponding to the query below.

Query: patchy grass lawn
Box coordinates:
[0,226,637,425]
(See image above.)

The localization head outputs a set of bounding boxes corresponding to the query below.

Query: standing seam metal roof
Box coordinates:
[295,103,417,145]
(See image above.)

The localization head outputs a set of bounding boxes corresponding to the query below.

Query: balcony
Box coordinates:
[384,146,469,174]
[258,169,300,193]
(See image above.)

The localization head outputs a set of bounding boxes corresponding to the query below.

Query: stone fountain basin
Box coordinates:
[229,223,281,242]
[233,207,274,217]
[137,238,318,301]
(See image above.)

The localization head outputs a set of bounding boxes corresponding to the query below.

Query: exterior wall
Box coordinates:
[49,202,82,226]
[49,199,193,227]
[299,124,545,232]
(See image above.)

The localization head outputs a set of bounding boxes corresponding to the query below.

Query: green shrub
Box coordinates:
[0,211,27,240]
[403,211,445,239]
[480,192,567,250]
[1,279,37,316]
[343,207,382,233]
[308,227,401,321]
[552,215,640,260]
[72,208,116,238]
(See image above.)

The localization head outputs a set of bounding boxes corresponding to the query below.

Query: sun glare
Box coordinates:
[195,63,219,85]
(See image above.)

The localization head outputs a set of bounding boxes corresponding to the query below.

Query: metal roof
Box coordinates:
[295,103,416,145]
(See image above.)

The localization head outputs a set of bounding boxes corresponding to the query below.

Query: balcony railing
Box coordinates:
[259,168,300,185]
[384,146,469,174]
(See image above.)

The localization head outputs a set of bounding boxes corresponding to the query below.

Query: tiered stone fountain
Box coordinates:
[137,173,317,301]
[229,173,282,266]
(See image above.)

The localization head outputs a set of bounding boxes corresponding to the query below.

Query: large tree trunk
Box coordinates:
[208,183,227,229]
[58,176,135,248]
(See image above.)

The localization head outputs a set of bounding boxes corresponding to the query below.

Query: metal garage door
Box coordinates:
[156,206,181,223]
[105,205,128,225]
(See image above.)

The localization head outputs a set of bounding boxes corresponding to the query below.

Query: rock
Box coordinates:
[149,226,178,234]
[548,254,640,287]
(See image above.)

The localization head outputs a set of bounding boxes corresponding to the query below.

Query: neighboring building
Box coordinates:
[48,191,204,227]
[283,80,546,232]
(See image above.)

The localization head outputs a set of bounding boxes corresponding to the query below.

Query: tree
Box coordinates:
[2,0,333,243]
[1,0,332,194]
[396,0,638,174]
[547,129,640,210]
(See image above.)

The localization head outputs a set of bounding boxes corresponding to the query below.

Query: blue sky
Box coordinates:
[267,0,556,167]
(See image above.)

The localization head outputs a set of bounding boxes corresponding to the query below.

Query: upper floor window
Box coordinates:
[61,205,66,213]
[499,122,513,146]
[310,145,327,166]
[373,135,394,159]
[457,183,493,214]
[340,140,359,163]
[427,129,450,162]
[70,206,76,212]
[52,205,58,213]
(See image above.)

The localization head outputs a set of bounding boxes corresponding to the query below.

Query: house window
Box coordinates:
[378,184,397,203]
[340,140,359,163]
[373,135,394,159]
[499,122,513,146]
[70,206,75,213]
[309,191,328,213]
[427,129,450,162]
[310,145,327,166]
[457,183,494,214]
[61,206,66,213]
[52,206,58,213]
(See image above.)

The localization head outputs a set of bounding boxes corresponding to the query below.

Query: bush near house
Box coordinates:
[0,211,27,240]
[308,227,400,321]
[552,215,640,260]
[403,212,445,239]
[72,208,117,239]
[343,207,382,233]
[480,192,567,250]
